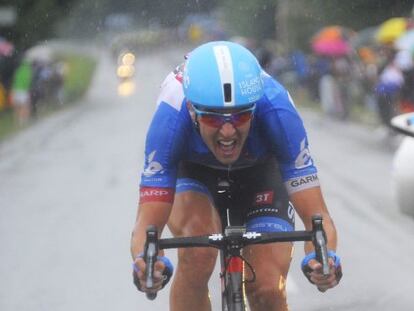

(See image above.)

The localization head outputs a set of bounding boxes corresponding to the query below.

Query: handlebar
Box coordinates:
[143,214,329,300]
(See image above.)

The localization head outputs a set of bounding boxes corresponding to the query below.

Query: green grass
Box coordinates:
[0,53,97,142]
[0,109,18,141]
[59,54,97,103]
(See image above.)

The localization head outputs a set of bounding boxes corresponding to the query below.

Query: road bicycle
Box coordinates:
[143,179,329,310]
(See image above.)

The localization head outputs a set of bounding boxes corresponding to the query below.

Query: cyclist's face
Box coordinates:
[188,103,252,165]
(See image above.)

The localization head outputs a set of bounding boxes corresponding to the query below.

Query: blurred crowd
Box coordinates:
[0,38,65,125]
[249,17,414,136]
[178,13,414,138]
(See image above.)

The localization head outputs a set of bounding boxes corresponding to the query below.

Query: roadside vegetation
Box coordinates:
[0,52,96,141]
[58,53,97,103]
[0,110,15,140]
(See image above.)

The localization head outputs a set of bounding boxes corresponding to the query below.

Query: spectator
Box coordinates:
[0,81,6,111]
[291,50,310,88]
[395,50,414,113]
[374,51,404,128]
[10,59,33,125]
[49,61,65,105]
[30,60,45,116]
[308,55,330,101]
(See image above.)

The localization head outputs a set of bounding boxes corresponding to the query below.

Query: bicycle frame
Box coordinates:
[220,225,247,311]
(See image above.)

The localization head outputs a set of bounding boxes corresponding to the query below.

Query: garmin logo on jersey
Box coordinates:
[143,151,164,177]
[295,139,313,169]
[140,187,174,204]
[255,191,274,205]
[285,173,320,194]
[290,174,318,188]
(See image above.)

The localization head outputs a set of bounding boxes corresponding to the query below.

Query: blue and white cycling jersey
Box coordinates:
[140,68,319,195]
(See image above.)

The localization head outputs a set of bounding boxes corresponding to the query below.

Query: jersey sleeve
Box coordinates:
[259,74,320,194]
[139,71,190,193]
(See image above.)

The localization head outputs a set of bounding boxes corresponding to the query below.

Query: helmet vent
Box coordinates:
[223,83,232,102]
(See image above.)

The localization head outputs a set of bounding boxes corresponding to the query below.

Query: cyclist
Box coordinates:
[131,41,342,311]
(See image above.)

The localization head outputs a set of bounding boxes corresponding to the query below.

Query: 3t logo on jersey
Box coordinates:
[255,191,274,205]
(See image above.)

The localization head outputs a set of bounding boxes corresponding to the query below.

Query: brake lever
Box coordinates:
[144,225,158,300]
[311,215,330,276]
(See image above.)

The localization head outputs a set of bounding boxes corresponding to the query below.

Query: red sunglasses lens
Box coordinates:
[231,111,253,127]
[198,111,253,128]
[198,115,223,127]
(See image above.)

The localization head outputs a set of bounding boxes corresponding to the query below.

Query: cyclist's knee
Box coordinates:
[177,247,218,279]
[246,282,288,310]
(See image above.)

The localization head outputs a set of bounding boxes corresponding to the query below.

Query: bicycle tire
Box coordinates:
[225,271,246,311]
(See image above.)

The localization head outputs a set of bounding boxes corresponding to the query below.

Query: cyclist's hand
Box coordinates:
[306,257,342,292]
[133,256,166,294]
[301,251,342,292]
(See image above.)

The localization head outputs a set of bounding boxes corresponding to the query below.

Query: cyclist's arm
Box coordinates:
[132,72,188,257]
[131,69,187,294]
[258,81,337,250]
[290,186,341,291]
[289,186,337,253]
[259,78,341,289]
[130,201,172,259]
[131,200,174,294]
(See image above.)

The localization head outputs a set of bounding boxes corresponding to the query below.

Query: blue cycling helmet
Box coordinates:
[183,41,264,109]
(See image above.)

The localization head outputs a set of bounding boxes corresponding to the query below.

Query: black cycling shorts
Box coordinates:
[176,159,295,232]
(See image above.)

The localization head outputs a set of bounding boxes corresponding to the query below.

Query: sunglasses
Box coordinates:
[192,104,256,128]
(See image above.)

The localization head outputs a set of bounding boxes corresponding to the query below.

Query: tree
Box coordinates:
[218,0,277,40]
[1,0,219,51]
[0,0,78,52]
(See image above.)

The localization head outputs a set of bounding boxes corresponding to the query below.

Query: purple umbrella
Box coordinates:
[312,39,351,57]
[0,38,14,57]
